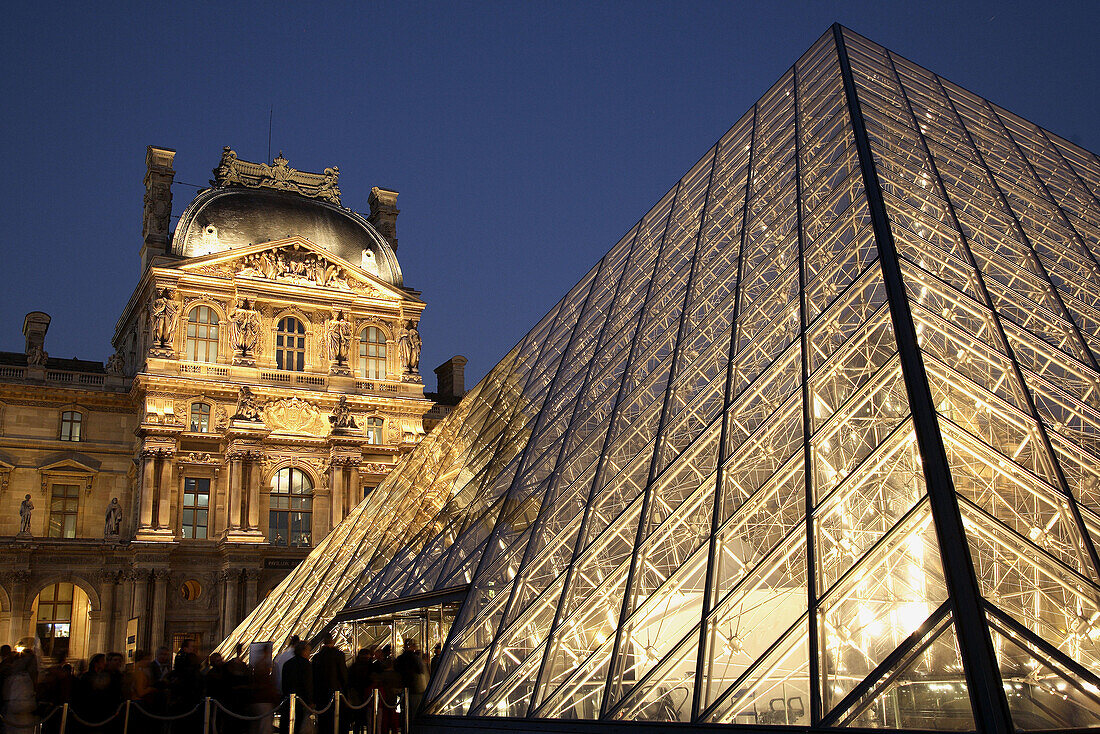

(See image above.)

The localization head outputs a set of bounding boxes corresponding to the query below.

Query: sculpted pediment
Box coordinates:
[176,237,414,302]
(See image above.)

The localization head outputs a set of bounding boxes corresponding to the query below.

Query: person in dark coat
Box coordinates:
[311,633,347,704]
[395,639,427,717]
[172,639,202,712]
[281,642,313,733]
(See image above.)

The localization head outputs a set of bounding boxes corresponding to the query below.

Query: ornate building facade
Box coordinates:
[0,146,445,661]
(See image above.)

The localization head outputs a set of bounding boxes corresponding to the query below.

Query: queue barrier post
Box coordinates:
[289,693,297,734]
[60,702,69,734]
[203,696,211,734]
[123,698,131,734]
[335,692,341,734]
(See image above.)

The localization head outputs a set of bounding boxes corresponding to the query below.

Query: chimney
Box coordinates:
[434,356,468,403]
[141,146,176,271]
[22,311,50,356]
[368,187,400,251]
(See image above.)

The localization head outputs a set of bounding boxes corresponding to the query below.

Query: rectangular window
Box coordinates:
[60,411,82,442]
[365,417,384,445]
[363,484,376,499]
[48,484,80,538]
[182,478,210,539]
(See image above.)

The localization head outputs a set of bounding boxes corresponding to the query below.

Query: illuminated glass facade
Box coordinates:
[222,26,1100,731]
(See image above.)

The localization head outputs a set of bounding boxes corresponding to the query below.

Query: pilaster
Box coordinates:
[223,420,269,543]
[149,569,170,650]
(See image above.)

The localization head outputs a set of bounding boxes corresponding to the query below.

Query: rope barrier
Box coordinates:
[209,697,280,721]
[66,701,127,728]
[130,699,205,720]
[338,692,374,711]
[298,696,335,715]
[5,689,416,733]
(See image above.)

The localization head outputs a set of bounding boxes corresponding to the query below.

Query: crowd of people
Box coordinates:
[0,633,437,734]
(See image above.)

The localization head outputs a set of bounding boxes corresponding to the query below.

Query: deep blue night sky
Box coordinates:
[2,1,1098,387]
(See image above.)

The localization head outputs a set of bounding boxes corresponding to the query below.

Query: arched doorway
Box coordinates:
[30,582,91,661]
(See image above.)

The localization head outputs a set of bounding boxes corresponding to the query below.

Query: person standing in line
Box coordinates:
[312,632,347,733]
[395,639,427,719]
[273,635,299,693]
[281,642,313,734]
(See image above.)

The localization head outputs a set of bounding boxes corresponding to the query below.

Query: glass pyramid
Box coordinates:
[221,25,1100,731]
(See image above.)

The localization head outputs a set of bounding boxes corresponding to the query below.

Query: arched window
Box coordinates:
[359,327,387,380]
[189,402,211,433]
[269,467,312,547]
[185,306,220,363]
[60,411,83,442]
[365,416,384,445]
[36,583,73,659]
[276,317,306,371]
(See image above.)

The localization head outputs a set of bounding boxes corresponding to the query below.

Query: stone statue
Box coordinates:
[106,349,125,376]
[26,345,47,367]
[213,146,240,186]
[18,494,33,535]
[317,166,341,204]
[397,320,422,377]
[328,312,351,367]
[149,289,177,350]
[329,395,358,430]
[232,386,263,422]
[104,498,122,538]
[231,300,260,360]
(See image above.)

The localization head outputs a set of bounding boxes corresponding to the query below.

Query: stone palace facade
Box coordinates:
[0,146,464,662]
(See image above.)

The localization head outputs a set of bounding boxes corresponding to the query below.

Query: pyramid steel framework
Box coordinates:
[221,26,1100,731]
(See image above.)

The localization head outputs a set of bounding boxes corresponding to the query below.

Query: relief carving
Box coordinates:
[262,397,327,436]
[194,245,380,296]
[211,148,342,205]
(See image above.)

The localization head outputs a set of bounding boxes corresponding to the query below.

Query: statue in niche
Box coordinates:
[397,320,422,377]
[231,300,260,359]
[106,349,125,376]
[18,494,33,536]
[149,289,177,349]
[232,386,263,422]
[26,345,47,367]
[104,498,122,539]
[328,311,351,367]
[329,396,358,430]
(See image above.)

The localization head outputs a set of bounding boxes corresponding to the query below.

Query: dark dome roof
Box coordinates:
[172,187,402,286]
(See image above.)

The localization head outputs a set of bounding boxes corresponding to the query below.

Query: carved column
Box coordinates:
[329,461,344,525]
[114,572,132,648]
[328,433,366,526]
[130,569,150,648]
[157,454,175,534]
[223,423,268,543]
[94,571,117,653]
[6,571,30,644]
[226,454,243,531]
[139,452,158,529]
[221,570,240,639]
[246,453,262,531]
[243,569,259,618]
[150,569,169,650]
